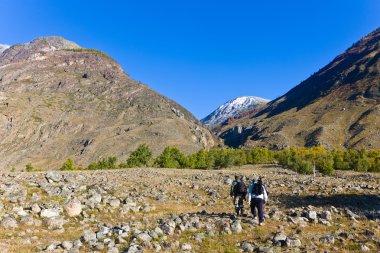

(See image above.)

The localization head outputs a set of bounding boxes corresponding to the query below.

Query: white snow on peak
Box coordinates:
[0,44,10,54]
[201,96,270,128]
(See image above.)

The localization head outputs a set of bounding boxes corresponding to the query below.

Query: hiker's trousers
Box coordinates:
[250,198,264,222]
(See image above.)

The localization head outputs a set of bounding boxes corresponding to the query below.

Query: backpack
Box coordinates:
[234,181,247,194]
[253,183,263,195]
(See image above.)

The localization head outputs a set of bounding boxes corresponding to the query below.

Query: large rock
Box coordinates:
[0,217,18,228]
[320,210,332,221]
[40,208,60,218]
[64,199,82,217]
[273,232,287,246]
[231,220,242,233]
[82,230,97,243]
[306,210,317,221]
[45,216,66,229]
[45,172,62,183]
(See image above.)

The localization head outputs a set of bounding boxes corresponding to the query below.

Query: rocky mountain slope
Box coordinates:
[0,166,378,252]
[0,37,215,170]
[220,28,380,149]
[201,96,269,129]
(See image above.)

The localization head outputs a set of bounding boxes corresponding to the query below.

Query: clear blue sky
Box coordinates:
[1,1,379,119]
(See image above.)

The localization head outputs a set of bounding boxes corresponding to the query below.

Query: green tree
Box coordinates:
[60,158,74,171]
[126,144,152,167]
[194,149,208,169]
[88,157,117,170]
[315,155,334,175]
[154,146,188,168]
[355,158,370,172]
[26,163,34,172]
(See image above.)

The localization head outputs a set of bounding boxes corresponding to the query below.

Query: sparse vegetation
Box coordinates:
[122,144,153,168]
[87,156,117,170]
[60,158,75,171]
[48,145,380,175]
[25,163,44,172]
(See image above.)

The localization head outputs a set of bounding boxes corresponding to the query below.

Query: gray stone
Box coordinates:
[45,216,66,230]
[31,203,42,214]
[231,220,242,233]
[82,230,97,243]
[136,232,152,244]
[320,235,335,245]
[306,210,317,221]
[320,210,332,221]
[0,217,18,228]
[45,171,62,183]
[241,241,255,252]
[273,232,287,246]
[40,208,60,218]
[124,243,143,253]
[109,199,121,208]
[61,241,73,250]
[180,243,192,251]
[64,199,82,217]
[285,238,301,247]
[108,247,119,253]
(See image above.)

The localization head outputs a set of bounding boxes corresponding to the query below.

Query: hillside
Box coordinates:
[220,28,380,149]
[201,96,269,129]
[0,37,215,170]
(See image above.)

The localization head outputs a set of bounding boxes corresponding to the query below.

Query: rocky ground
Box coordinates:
[0,165,378,253]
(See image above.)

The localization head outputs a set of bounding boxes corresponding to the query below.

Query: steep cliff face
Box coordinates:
[0,37,215,170]
[220,28,380,150]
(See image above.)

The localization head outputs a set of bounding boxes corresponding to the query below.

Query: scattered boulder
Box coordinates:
[64,198,82,217]
[0,217,18,228]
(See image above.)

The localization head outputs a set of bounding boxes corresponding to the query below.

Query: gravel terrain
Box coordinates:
[0,165,378,252]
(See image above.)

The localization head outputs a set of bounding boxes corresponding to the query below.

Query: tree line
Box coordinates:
[55,145,380,175]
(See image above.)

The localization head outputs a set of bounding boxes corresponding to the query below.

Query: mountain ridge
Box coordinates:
[219,28,380,149]
[0,36,215,170]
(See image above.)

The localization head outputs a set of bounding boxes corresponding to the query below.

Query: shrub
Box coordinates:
[26,163,34,172]
[154,146,188,168]
[88,157,117,170]
[126,144,152,168]
[355,158,370,172]
[60,158,75,171]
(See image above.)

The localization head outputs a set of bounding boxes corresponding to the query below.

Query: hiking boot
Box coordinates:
[259,222,265,226]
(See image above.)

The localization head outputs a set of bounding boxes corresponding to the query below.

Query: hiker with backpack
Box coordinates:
[248,177,268,225]
[230,175,239,199]
[232,176,247,216]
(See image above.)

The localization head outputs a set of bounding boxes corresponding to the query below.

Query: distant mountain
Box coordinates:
[201,96,269,128]
[0,36,215,170]
[0,44,9,54]
[220,28,380,149]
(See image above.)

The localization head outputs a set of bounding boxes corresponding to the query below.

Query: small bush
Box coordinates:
[88,157,117,170]
[60,158,75,171]
[154,146,188,168]
[126,144,153,168]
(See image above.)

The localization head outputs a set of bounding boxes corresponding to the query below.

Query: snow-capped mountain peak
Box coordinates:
[201,96,269,128]
[0,44,10,54]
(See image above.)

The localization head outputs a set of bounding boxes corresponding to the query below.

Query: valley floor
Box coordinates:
[0,166,379,252]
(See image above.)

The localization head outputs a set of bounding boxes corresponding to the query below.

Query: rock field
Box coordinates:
[0,165,378,252]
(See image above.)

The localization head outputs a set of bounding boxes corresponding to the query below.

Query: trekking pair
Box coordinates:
[230,175,268,225]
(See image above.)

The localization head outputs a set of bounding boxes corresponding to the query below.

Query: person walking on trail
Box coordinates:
[248,177,268,225]
[230,175,239,200]
[232,176,247,216]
